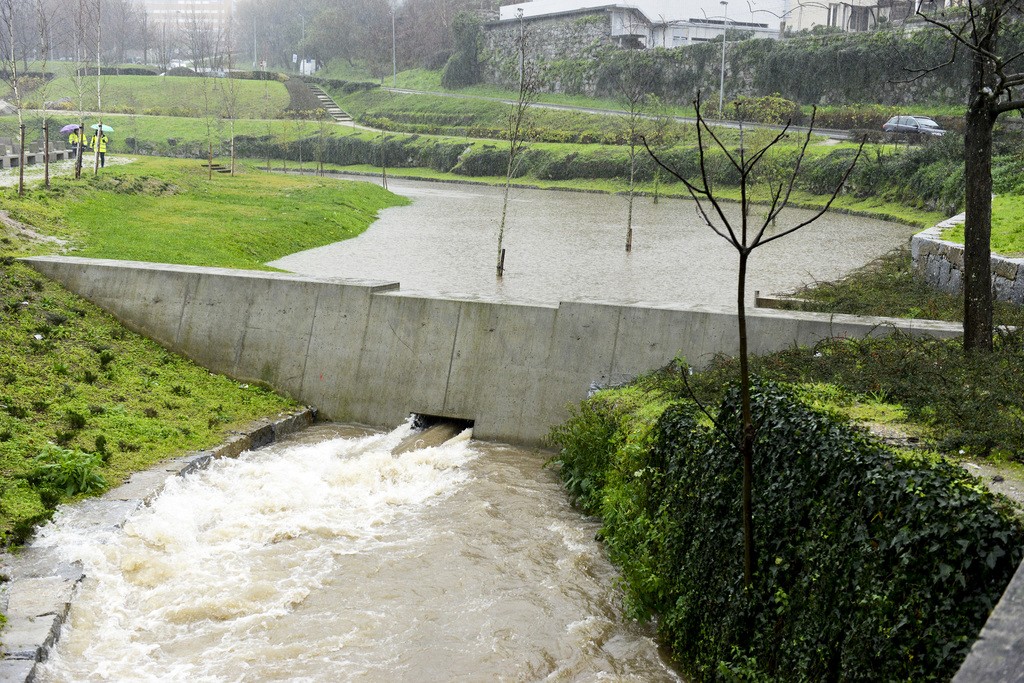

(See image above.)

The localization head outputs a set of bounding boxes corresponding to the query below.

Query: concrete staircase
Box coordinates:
[201,162,231,174]
[308,84,353,124]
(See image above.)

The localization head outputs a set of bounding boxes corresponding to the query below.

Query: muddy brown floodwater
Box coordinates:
[271,177,918,308]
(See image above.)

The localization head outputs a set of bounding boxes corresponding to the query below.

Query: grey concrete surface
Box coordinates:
[954,563,1024,682]
[0,408,315,681]
[22,256,962,446]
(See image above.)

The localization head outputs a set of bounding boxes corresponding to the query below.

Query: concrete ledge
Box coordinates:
[955,556,1024,681]
[912,213,1024,305]
[0,408,315,681]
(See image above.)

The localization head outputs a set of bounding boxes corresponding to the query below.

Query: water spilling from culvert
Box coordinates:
[34,423,681,682]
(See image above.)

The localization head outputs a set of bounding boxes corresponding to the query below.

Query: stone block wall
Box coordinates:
[912,213,1024,305]
[482,12,612,91]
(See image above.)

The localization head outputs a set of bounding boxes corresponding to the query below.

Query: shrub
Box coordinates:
[551,380,1024,681]
[31,444,107,496]
[726,93,804,125]
[441,12,482,89]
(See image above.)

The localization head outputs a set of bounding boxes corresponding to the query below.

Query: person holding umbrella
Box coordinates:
[61,124,81,159]
[89,123,111,168]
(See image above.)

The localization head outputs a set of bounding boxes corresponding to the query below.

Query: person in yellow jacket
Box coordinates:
[68,130,80,158]
[89,131,108,168]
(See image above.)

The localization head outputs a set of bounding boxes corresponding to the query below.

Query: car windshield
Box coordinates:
[914,117,940,128]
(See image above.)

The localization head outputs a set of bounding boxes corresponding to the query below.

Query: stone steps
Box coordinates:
[307,85,353,123]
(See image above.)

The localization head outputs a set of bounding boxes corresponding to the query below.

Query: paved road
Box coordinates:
[382,87,854,141]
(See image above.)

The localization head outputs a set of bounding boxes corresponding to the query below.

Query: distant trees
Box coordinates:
[0,0,26,195]
[441,12,481,89]
[236,0,484,75]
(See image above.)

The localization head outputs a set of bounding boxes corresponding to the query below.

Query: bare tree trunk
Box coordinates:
[737,249,754,588]
[626,148,635,252]
[963,50,995,353]
[18,124,25,197]
[43,123,50,188]
[497,177,512,276]
[76,118,84,179]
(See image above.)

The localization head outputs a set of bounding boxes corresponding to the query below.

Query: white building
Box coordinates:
[498,0,784,46]
[498,0,895,39]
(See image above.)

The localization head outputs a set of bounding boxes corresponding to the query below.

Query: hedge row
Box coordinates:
[549,380,1024,680]
[301,76,380,94]
[231,130,969,212]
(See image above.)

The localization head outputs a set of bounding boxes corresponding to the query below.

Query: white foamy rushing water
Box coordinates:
[34,423,681,682]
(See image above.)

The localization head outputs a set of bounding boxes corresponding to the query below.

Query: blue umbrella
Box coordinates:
[90,124,114,133]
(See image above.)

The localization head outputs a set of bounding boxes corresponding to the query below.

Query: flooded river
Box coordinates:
[35,425,681,682]
[271,177,918,307]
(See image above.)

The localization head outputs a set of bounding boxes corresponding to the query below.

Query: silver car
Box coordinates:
[882,115,946,137]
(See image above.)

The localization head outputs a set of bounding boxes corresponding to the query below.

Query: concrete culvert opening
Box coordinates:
[391,414,475,455]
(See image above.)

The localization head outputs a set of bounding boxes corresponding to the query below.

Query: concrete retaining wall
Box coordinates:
[22,256,962,446]
[912,213,1024,305]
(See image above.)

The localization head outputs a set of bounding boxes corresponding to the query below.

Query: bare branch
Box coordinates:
[758,137,866,248]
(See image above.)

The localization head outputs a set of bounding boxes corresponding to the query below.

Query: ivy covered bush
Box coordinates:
[549,381,1024,680]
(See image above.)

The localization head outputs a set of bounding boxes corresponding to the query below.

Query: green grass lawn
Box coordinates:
[2,157,408,269]
[0,112,328,159]
[941,195,1024,256]
[26,75,290,119]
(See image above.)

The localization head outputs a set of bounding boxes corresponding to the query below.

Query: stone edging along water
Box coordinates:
[912,212,1024,305]
[0,407,316,682]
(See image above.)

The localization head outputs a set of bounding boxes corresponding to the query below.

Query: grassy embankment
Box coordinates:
[0,157,407,545]
[23,75,291,118]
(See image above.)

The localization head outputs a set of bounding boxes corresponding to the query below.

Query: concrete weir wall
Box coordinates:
[22,256,963,446]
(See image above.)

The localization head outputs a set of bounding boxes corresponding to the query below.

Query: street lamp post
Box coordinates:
[719,0,728,116]
[517,8,525,92]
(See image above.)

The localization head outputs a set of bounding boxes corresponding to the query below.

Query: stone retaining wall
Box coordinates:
[912,212,1024,305]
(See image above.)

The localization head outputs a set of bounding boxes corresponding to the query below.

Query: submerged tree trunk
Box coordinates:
[43,122,49,188]
[18,123,25,197]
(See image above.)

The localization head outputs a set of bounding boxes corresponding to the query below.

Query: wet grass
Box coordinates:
[1,156,409,269]
[0,260,299,545]
[25,75,291,119]
[787,247,1024,328]
[942,195,1024,256]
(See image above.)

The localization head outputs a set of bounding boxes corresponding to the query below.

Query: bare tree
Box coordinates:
[915,0,1024,353]
[495,11,539,278]
[645,98,863,586]
[314,107,329,177]
[0,0,27,195]
[92,0,103,176]
[616,52,654,253]
[33,0,59,187]
[223,19,239,175]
